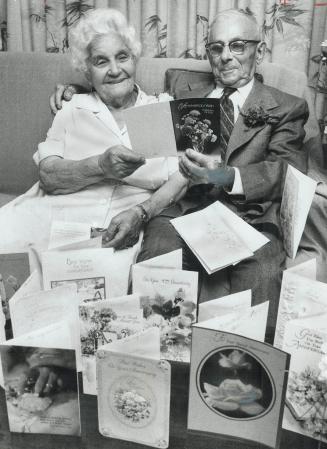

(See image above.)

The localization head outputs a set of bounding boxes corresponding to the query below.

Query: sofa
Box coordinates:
[0,52,326,282]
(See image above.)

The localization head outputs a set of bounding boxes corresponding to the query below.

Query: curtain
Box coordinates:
[0,0,326,118]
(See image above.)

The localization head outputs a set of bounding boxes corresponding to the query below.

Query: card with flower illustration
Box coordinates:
[132,265,198,362]
[123,98,220,158]
[188,328,289,449]
[79,294,144,395]
[282,321,327,442]
[97,327,170,448]
[274,260,327,350]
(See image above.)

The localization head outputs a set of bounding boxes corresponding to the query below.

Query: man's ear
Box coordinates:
[256,41,266,65]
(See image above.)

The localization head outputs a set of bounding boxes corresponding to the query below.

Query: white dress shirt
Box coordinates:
[208,79,254,195]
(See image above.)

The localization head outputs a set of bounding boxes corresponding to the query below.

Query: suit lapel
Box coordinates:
[225,80,279,161]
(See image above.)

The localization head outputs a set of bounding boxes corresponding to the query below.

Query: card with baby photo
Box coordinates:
[132,265,198,362]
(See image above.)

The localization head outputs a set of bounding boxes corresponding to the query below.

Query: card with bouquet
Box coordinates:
[132,264,198,362]
[97,327,171,448]
[123,98,221,158]
[0,321,81,436]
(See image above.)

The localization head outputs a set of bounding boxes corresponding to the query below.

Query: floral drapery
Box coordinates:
[0,0,326,117]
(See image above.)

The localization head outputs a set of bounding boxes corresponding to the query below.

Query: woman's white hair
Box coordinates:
[69,8,142,75]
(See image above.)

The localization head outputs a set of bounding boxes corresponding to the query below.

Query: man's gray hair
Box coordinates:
[69,8,142,75]
[209,8,262,41]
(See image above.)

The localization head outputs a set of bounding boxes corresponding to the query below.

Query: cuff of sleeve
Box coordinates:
[37,141,65,164]
[226,167,244,195]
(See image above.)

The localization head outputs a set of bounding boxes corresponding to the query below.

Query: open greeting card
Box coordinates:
[188,327,290,449]
[132,264,198,362]
[170,201,269,274]
[97,327,171,448]
[0,321,81,436]
[123,98,220,158]
[282,322,327,443]
[280,165,317,259]
[79,294,143,395]
[274,259,327,350]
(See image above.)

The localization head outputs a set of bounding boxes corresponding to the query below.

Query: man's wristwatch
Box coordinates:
[134,204,150,223]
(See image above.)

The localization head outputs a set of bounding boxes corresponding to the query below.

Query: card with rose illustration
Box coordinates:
[188,327,290,449]
[97,327,170,448]
[123,98,220,158]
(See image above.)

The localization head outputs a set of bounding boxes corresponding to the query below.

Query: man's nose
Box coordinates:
[220,44,233,62]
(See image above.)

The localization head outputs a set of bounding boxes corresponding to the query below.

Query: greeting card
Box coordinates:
[280,165,317,259]
[0,321,81,436]
[274,260,327,349]
[188,328,289,449]
[282,321,327,443]
[0,252,30,320]
[132,265,198,362]
[198,290,251,322]
[97,327,170,448]
[79,294,143,395]
[170,201,269,274]
[123,98,220,158]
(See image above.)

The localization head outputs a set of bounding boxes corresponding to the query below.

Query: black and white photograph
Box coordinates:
[0,0,327,448]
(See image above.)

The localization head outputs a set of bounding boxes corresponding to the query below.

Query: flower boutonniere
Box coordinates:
[240,105,279,129]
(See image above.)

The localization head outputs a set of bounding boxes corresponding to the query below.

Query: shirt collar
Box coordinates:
[209,78,254,100]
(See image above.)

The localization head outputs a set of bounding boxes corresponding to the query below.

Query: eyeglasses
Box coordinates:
[205,40,260,56]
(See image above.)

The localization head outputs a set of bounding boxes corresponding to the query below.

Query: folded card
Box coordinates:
[42,248,115,302]
[97,327,170,448]
[79,294,143,395]
[280,165,317,259]
[274,261,327,349]
[123,98,220,158]
[188,327,290,449]
[48,220,91,250]
[0,321,81,436]
[198,290,251,322]
[132,265,198,362]
[197,301,269,342]
[0,251,30,320]
[282,320,327,443]
[170,201,269,274]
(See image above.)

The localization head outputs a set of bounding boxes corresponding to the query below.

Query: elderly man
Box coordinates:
[137,9,309,341]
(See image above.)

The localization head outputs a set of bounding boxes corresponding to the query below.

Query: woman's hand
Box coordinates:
[102,207,143,249]
[179,148,235,188]
[98,145,145,179]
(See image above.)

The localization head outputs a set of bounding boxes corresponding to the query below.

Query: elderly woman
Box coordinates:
[0,9,187,295]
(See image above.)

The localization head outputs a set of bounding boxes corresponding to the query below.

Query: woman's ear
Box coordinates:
[256,41,266,65]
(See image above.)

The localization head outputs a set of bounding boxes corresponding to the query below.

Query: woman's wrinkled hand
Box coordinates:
[98,145,145,180]
[102,207,143,249]
[17,366,75,397]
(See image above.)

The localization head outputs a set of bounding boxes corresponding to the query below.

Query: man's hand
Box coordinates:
[179,148,235,188]
[102,208,143,250]
[49,84,83,114]
[98,145,145,180]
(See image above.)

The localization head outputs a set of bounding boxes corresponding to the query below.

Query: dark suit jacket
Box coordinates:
[176,78,309,233]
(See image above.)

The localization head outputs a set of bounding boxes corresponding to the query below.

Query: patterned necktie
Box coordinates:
[220,87,237,157]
